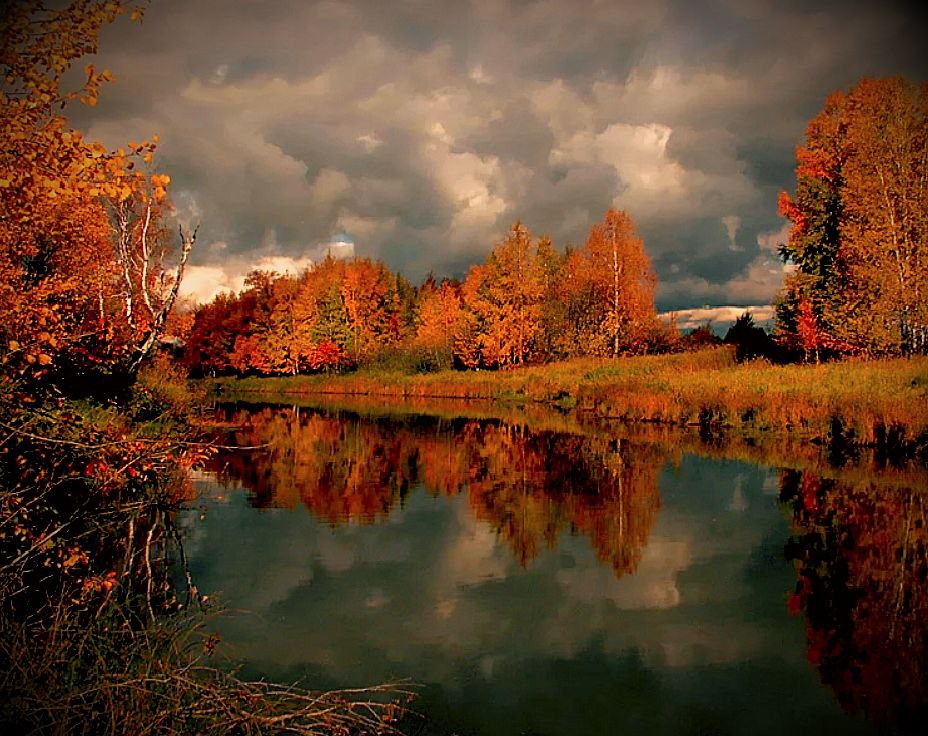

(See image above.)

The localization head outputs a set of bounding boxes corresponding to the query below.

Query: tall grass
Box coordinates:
[0,366,413,734]
[212,348,928,450]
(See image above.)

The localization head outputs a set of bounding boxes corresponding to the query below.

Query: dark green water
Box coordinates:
[181,403,927,735]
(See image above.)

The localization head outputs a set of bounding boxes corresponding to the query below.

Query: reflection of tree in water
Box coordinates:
[211,407,664,578]
[780,469,928,731]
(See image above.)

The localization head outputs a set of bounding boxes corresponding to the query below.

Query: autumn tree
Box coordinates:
[185,292,252,376]
[562,209,657,356]
[186,256,379,376]
[534,236,568,360]
[0,0,195,389]
[414,278,468,370]
[109,171,197,373]
[778,77,928,356]
[340,258,401,360]
[796,298,824,363]
[461,222,545,368]
[226,270,276,374]
[259,276,312,375]
[182,212,667,376]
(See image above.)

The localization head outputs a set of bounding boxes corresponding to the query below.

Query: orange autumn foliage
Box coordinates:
[186,209,664,376]
[461,222,546,368]
[0,0,193,388]
[777,77,928,357]
[414,279,469,370]
[563,209,657,357]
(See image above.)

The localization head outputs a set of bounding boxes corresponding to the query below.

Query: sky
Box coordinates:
[72,0,927,311]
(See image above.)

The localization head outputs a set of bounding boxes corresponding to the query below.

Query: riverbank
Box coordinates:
[0,365,410,734]
[209,348,928,454]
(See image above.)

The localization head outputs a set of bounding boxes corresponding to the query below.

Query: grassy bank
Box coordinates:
[210,348,928,451]
[1,364,411,734]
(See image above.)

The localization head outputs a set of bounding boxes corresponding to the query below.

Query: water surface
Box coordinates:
[182,402,927,735]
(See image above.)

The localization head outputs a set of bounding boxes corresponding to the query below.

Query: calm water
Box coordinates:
[181,402,927,735]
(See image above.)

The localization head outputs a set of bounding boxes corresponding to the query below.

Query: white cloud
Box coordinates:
[660,305,776,331]
[551,123,687,216]
[180,264,240,305]
[179,245,353,305]
[356,133,382,152]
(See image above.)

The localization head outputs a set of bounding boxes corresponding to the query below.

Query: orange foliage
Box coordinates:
[778,77,928,356]
[563,208,657,356]
[414,280,469,370]
[186,210,662,376]
[795,298,824,363]
[0,0,192,387]
[461,222,546,368]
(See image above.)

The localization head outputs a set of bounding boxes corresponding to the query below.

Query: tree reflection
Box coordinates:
[781,469,928,730]
[210,406,664,578]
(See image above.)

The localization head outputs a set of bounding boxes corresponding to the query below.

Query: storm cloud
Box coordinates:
[72,0,927,309]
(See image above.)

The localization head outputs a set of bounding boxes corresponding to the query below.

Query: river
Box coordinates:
[180,399,927,735]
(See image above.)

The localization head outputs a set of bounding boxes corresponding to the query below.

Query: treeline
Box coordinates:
[184,209,671,377]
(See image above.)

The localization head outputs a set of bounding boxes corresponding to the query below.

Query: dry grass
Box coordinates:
[1,609,414,736]
[211,348,928,449]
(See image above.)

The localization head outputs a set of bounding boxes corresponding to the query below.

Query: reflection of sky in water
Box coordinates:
[182,454,875,735]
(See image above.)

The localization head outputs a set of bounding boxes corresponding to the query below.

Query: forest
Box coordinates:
[183,210,666,376]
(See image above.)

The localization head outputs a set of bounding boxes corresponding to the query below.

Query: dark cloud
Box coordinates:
[70,0,927,307]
